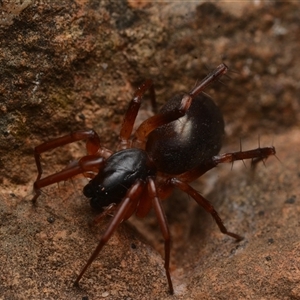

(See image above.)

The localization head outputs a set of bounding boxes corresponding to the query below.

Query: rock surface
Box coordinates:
[0,1,299,299]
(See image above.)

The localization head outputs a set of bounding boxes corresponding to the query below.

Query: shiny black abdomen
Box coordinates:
[146,93,224,174]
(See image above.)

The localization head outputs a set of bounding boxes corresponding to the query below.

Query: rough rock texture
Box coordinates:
[0,1,299,299]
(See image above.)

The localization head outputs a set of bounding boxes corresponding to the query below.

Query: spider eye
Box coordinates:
[83,183,94,198]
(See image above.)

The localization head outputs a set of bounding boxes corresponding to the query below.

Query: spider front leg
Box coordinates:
[32,155,106,203]
[74,180,145,286]
[32,129,111,203]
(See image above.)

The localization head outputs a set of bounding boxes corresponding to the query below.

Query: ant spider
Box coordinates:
[32,63,275,294]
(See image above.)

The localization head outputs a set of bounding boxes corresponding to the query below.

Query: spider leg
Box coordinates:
[170,178,243,241]
[74,179,145,286]
[33,129,108,183]
[177,146,276,182]
[119,80,155,149]
[90,203,117,226]
[147,178,174,295]
[188,63,229,97]
[34,129,110,160]
[134,64,228,145]
[213,146,276,165]
[32,129,112,203]
[32,155,105,203]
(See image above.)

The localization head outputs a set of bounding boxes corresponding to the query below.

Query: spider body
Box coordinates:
[85,92,224,211]
[31,63,276,295]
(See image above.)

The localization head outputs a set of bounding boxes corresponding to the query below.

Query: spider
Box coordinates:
[32,63,275,294]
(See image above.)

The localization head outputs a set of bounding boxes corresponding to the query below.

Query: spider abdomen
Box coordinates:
[146,93,224,174]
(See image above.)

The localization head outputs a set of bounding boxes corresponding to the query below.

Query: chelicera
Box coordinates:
[32,63,275,294]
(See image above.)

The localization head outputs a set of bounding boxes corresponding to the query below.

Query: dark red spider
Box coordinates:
[32,63,275,294]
